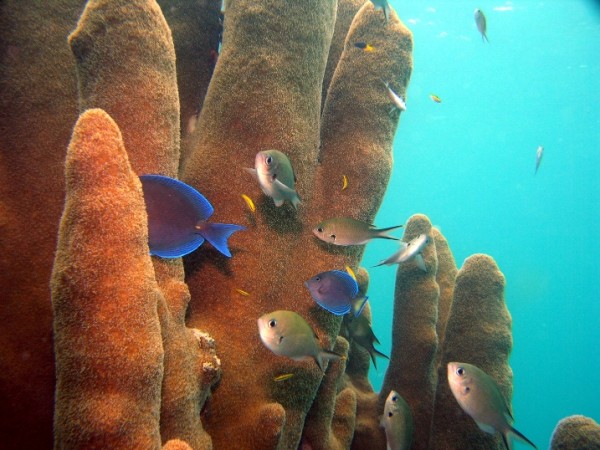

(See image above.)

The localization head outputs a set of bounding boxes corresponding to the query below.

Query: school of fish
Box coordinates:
[136,4,538,448]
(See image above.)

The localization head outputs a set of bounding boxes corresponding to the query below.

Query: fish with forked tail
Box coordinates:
[257,310,341,372]
[448,362,537,450]
[375,233,430,271]
[313,217,402,246]
[381,390,414,450]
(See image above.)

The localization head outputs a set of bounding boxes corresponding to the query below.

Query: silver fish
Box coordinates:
[535,146,544,174]
[312,217,402,246]
[375,233,430,271]
[257,310,341,371]
[245,150,301,209]
[447,362,537,450]
[381,390,414,450]
[474,9,489,43]
[384,81,407,112]
[370,0,391,21]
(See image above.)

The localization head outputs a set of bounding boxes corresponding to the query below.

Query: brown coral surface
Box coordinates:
[2,1,549,449]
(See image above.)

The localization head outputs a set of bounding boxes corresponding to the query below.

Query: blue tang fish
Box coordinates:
[304,270,368,317]
[139,174,245,258]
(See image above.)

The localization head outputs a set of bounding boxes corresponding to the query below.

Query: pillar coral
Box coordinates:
[430,254,513,449]
[550,415,600,449]
[181,0,412,448]
[1,0,541,449]
[0,1,85,447]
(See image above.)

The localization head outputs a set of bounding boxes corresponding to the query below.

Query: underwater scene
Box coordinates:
[0,0,598,449]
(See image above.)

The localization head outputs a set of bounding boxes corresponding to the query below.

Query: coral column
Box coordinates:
[51,109,164,449]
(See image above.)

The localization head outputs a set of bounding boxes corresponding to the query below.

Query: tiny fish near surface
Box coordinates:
[535,146,544,174]
[312,217,402,246]
[474,8,489,42]
[245,149,301,209]
[447,362,537,450]
[257,310,341,372]
[139,174,245,258]
[381,390,414,450]
[304,270,368,317]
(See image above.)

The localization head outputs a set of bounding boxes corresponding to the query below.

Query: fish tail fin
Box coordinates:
[375,225,403,241]
[198,223,245,257]
[351,295,368,317]
[507,426,537,449]
[316,349,343,372]
[384,3,391,21]
[368,346,390,369]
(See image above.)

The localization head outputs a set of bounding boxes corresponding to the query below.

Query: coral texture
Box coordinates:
[550,415,600,449]
[1,1,563,449]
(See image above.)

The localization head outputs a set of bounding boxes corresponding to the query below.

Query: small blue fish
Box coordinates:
[304,270,368,317]
[139,174,245,258]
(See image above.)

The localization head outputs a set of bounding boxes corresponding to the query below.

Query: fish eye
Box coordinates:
[392,395,398,402]
[266,156,273,165]
[388,412,394,417]
[315,277,320,282]
[317,227,323,233]
[456,367,465,376]
[268,319,277,328]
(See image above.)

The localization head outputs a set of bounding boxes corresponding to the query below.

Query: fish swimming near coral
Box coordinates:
[474,8,489,42]
[370,0,391,22]
[245,149,301,209]
[344,314,389,369]
[535,146,544,174]
[139,174,245,258]
[304,270,368,317]
[383,81,407,112]
[430,93,442,103]
[257,310,341,372]
[354,42,375,52]
[241,193,256,212]
[381,390,414,450]
[375,233,430,271]
[312,217,402,246]
[447,362,537,450]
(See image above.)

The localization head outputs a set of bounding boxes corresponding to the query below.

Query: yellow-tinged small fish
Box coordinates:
[313,217,402,246]
[381,390,414,450]
[235,288,250,296]
[345,265,357,280]
[274,373,295,382]
[354,42,375,52]
[448,362,537,449]
[342,175,348,191]
[430,94,442,103]
[245,150,301,209]
[257,310,342,371]
[241,193,256,212]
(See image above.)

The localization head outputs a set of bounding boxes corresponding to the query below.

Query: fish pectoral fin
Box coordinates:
[415,254,427,272]
[316,349,343,372]
[475,421,496,435]
[244,167,258,179]
[272,178,301,207]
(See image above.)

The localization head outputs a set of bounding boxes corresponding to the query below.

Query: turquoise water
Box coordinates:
[365,1,600,447]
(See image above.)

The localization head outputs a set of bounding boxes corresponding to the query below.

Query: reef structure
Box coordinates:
[0,0,594,449]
